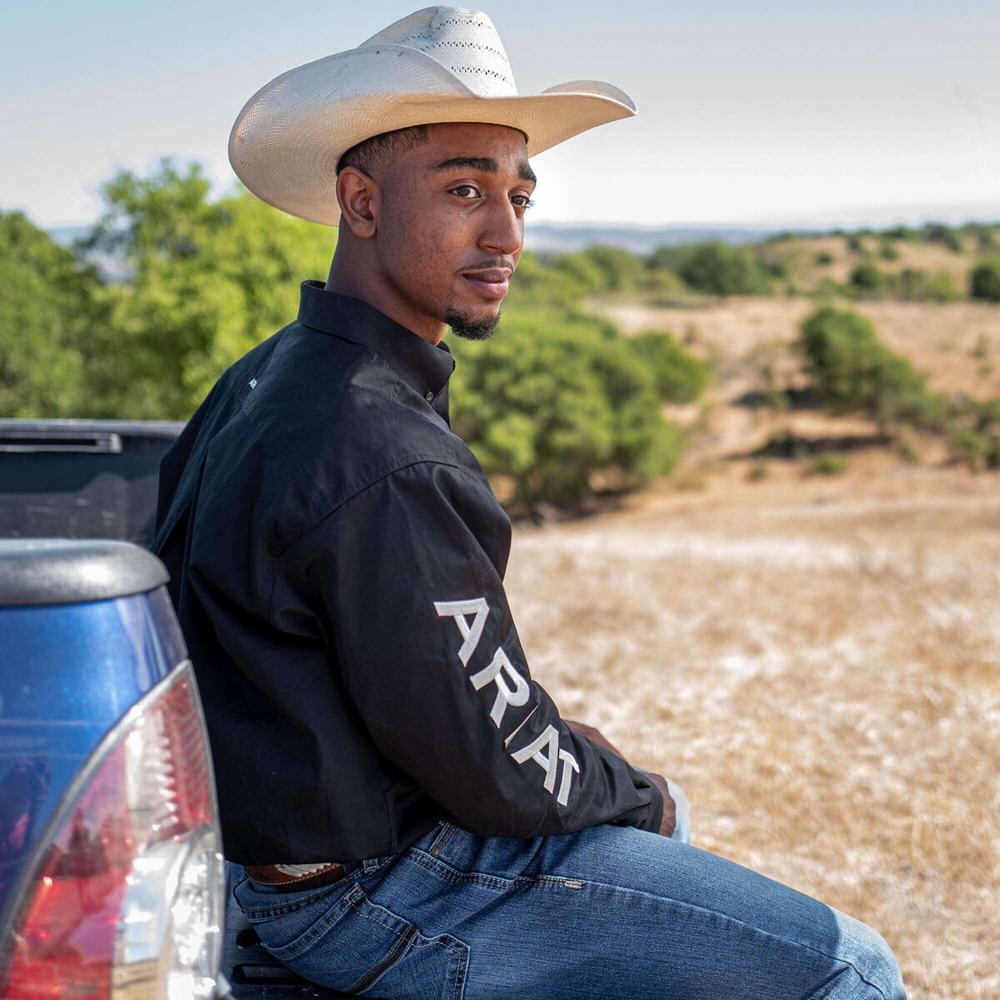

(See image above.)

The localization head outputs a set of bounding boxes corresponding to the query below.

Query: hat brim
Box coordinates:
[228,45,636,226]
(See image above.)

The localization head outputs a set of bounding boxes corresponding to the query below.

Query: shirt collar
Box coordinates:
[296,281,455,406]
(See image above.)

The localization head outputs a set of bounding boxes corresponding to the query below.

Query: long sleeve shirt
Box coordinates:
[153,280,664,865]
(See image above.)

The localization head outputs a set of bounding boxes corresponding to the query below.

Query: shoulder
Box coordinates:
[217,321,486,552]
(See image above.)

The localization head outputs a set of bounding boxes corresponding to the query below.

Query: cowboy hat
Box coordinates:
[228,5,636,226]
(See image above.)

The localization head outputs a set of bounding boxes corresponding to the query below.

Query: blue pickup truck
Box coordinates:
[0,419,360,999]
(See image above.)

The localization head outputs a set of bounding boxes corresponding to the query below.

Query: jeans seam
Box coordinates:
[408,849,513,892]
[408,931,470,1000]
[230,872,249,907]
[348,889,470,999]
[345,922,418,995]
[350,892,412,937]
[408,851,599,896]
[798,968,847,1000]
[236,877,351,918]
[442,934,470,1000]
[262,883,364,960]
[799,963,889,1000]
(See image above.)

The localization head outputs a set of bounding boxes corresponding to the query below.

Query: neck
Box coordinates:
[325,248,447,346]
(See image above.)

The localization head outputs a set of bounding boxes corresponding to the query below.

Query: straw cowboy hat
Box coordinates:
[228,5,636,226]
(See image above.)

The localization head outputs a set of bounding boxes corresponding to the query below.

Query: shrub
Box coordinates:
[972,226,998,252]
[922,223,963,252]
[970,261,1000,302]
[628,331,710,403]
[758,250,789,281]
[547,251,610,296]
[849,262,885,293]
[578,245,646,293]
[676,241,771,296]
[895,268,959,302]
[796,306,934,427]
[449,308,684,508]
[807,454,849,476]
[879,240,900,261]
[814,252,834,266]
[506,252,593,309]
[948,428,992,469]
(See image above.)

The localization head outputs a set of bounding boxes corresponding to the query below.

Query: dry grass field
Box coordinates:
[761,233,978,291]
[503,297,1000,999]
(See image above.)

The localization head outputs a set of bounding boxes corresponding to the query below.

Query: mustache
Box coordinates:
[462,258,516,274]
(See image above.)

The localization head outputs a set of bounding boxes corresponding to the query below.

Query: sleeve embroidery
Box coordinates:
[435,596,580,807]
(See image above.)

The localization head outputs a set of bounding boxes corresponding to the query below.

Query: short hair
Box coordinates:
[336,125,431,176]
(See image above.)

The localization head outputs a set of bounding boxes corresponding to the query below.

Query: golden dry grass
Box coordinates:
[762,233,976,290]
[506,466,1000,999]
[602,297,1000,398]
[503,297,1000,998]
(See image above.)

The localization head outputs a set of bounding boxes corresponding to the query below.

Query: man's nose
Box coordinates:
[478,196,523,257]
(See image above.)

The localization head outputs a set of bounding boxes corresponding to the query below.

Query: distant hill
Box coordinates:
[524,223,777,254]
[52,220,780,256]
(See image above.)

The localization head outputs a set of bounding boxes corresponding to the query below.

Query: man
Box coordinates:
[154,7,905,998]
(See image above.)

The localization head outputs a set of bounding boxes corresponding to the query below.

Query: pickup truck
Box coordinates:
[0,419,363,999]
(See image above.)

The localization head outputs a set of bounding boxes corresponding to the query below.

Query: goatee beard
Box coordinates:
[446,308,501,341]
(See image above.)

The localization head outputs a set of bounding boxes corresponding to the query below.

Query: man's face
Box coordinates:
[374,122,535,340]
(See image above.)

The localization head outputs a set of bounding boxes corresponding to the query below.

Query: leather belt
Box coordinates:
[245,861,348,892]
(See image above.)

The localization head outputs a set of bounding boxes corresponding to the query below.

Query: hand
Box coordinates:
[641,769,678,839]
[564,720,676,838]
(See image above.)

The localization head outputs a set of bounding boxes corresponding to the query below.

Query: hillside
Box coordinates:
[597,296,1000,471]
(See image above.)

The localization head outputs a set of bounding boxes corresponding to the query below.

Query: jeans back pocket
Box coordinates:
[238,878,469,998]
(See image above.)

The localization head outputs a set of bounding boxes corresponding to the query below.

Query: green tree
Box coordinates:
[81,158,336,419]
[970,261,1000,302]
[797,306,936,427]
[548,251,608,295]
[0,211,99,417]
[578,245,647,293]
[676,242,771,296]
[628,331,709,403]
[449,309,683,507]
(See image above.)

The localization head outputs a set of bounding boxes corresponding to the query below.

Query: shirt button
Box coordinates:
[424,391,434,402]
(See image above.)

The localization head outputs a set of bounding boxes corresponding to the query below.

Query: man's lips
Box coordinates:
[461,268,511,301]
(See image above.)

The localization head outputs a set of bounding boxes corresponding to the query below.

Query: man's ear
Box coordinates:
[336,167,379,238]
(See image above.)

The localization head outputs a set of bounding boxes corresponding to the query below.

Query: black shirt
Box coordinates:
[153,280,664,865]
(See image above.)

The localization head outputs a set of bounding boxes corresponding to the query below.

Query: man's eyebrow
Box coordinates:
[430,156,537,185]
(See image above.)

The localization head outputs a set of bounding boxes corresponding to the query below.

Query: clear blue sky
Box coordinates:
[3,0,999,229]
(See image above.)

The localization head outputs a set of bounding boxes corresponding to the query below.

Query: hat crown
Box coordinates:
[361,6,517,98]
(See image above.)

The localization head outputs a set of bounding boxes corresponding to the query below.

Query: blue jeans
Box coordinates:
[231,818,904,999]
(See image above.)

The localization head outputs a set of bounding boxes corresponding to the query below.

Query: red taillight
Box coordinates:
[3,664,223,999]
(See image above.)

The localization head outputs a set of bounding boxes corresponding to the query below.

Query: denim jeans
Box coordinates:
[231,818,904,999]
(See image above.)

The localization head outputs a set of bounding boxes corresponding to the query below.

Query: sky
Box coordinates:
[3,0,999,231]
